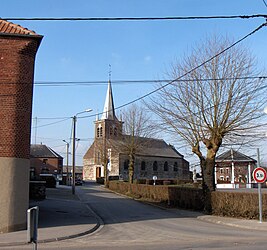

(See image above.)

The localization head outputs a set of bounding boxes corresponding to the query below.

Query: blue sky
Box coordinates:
[2,0,267,166]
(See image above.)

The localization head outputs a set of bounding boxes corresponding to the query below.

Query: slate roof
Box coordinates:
[216,149,256,163]
[63,166,83,174]
[30,144,63,159]
[104,136,184,159]
[134,137,184,158]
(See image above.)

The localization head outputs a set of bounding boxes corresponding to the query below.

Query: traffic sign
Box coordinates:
[253,167,267,183]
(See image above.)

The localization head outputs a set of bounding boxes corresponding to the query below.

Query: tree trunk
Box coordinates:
[104,160,109,188]
[128,154,134,184]
[201,155,216,213]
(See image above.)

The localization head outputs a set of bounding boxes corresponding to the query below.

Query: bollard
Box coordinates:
[27,206,39,250]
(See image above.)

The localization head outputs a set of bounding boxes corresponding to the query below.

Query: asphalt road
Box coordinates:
[5,182,267,250]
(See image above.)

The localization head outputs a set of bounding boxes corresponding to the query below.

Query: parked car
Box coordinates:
[75,178,83,186]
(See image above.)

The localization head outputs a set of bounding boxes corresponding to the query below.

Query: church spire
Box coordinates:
[101,78,117,120]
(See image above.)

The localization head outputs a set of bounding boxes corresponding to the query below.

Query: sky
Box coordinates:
[2,0,267,168]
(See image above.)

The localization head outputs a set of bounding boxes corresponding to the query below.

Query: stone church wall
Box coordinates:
[119,155,190,181]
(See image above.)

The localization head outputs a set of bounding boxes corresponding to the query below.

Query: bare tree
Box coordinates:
[113,104,156,183]
[147,35,267,212]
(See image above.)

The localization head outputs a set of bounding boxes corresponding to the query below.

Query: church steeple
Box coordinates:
[94,75,123,140]
[101,80,117,120]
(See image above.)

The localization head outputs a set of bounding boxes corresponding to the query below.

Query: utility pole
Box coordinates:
[63,140,69,185]
[72,116,76,195]
[34,117,37,144]
[71,109,92,195]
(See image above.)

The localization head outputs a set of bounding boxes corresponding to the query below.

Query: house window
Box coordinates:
[114,127,117,136]
[124,160,129,170]
[220,168,223,174]
[220,176,224,181]
[43,159,48,164]
[109,127,113,136]
[153,161,158,171]
[141,161,146,171]
[226,168,229,174]
[58,159,63,167]
[164,161,168,171]
[173,162,178,172]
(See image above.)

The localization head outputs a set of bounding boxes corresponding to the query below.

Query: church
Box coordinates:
[83,81,190,181]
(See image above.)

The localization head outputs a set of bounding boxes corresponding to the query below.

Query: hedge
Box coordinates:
[109,181,267,219]
[108,181,203,211]
[211,191,267,219]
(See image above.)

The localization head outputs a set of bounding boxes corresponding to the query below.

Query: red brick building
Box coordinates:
[30,144,63,177]
[0,19,42,232]
[215,149,257,189]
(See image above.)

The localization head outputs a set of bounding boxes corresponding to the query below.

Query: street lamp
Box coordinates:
[63,140,69,185]
[72,109,92,195]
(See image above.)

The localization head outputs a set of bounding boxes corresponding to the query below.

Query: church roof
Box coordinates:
[30,144,63,159]
[111,136,185,159]
[101,80,117,120]
[216,149,256,163]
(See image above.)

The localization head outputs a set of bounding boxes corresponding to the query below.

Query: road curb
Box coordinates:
[0,191,102,247]
[197,215,267,231]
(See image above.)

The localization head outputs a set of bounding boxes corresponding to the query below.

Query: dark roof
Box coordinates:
[112,136,184,159]
[30,144,63,159]
[216,149,256,163]
[63,166,83,174]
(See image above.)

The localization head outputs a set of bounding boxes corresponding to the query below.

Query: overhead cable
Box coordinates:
[3,14,267,22]
[80,21,267,119]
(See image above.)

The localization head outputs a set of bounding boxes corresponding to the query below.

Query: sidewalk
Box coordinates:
[0,185,100,247]
[198,214,267,231]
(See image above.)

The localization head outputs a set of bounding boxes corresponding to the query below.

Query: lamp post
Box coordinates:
[63,140,69,185]
[72,109,92,195]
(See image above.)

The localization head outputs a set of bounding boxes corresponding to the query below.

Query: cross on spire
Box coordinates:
[109,64,112,82]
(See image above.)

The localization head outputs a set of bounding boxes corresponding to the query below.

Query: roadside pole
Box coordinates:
[27,206,39,250]
[253,148,267,223]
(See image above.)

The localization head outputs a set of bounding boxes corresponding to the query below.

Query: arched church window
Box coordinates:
[124,160,129,170]
[109,127,113,136]
[97,128,100,137]
[141,161,146,171]
[114,127,117,136]
[153,161,158,171]
[164,161,168,171]
[100,127,103,137]
[173,162,178,172]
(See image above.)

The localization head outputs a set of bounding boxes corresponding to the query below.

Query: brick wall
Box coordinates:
[0,36,40,159]
[30,157,62,176]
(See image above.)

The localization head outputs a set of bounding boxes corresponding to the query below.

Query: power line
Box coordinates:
[31,76,267,86]
[32,116,71,120]
[1,76,267,87]
[3,14,267,22]
[31,117,71,129]
[263,0,267,8]
[30,22,267,128]
[80,21,267,119]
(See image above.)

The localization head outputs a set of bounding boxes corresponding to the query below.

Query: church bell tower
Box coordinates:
[94,80,123,140]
